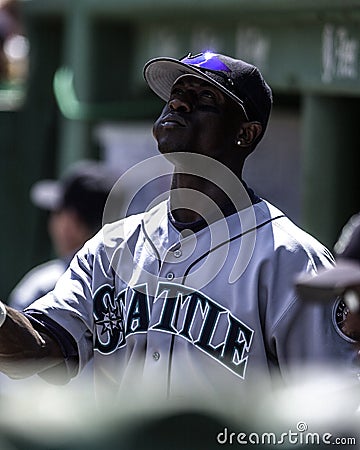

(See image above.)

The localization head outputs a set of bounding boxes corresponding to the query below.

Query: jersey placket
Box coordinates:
[141,219,201,396]
[143,226,209,396]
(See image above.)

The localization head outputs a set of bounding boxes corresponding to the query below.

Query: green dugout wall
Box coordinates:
[1,0,360,299]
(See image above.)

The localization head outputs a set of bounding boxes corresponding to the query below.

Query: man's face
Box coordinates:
[48,209,92,258]
[153,74,245,161]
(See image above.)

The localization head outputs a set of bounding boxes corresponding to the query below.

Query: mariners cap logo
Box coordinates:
[181,52,232,73]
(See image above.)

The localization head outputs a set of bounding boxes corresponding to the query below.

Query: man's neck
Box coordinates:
[169,172,246,224]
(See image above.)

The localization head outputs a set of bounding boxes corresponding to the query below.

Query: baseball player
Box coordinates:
[9,160,119,311]
[0,52,357,402]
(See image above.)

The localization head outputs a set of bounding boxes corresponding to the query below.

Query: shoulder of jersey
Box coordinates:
[102,200,168,243]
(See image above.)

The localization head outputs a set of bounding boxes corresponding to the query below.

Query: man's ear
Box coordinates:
[237,121,262,147]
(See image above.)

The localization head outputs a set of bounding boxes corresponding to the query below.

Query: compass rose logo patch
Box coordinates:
[94,285,126,353]
[333,297,357,342]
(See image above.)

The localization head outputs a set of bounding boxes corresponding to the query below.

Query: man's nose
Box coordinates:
[169,97,191,113]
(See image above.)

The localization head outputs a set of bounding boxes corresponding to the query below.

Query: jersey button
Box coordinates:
[173,249,182,258]
[153,351,160,361]
[166,272,174,280]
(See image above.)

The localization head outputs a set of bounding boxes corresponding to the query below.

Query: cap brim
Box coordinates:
[30,180,63,211]
[295,260,360,303]
[143,57,248,118]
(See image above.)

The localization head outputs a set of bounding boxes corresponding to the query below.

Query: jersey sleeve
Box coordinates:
[24,233,105,380]
[263,225,359,383]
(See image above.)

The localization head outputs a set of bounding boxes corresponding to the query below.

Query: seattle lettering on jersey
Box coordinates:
[93,282,254,379]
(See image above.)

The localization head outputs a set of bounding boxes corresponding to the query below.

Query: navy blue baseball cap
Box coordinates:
[143,51,273,136]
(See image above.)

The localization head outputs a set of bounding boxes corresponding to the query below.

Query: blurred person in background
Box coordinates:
[0,0,27,82]
[334,212,360,264]
[296,211,360,343]
[9,160,119,310]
